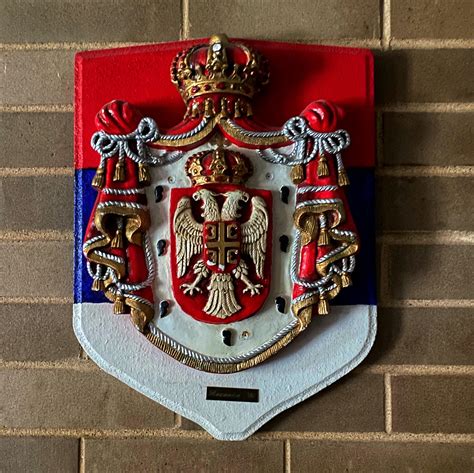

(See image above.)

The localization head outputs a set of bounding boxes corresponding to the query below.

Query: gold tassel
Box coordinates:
[341,272,352,288]
[131,308,147,332]
[191,102,200,118]
[291,164,305,184]
[138,163,151,185]
[317,154,329,177]
[246,102,253,117]
[220,97,228,117]
[234,100,242,118]
[204,98,215,118]
[113,160,125,182]
[114,294,125,314]
[338,168,350,186]
[318,227,330,246]
[318,296,329,315]
[91,278,104,292]
[91,166,105,189]
[110,228,123,249]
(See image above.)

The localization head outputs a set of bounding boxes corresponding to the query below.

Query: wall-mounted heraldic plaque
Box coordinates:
[74,35,376,440]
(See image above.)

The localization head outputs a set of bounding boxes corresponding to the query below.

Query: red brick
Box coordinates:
[188,0,380,40]
[369,307,474,365]
[0,241,73,297]
[0,367,174,430]
[392,375,474,433]
[292,440,474,472]
[388,245,473,300]
[85,438,284,473]
[0,112,73,167]
[1,303,80,361]
[375,50,474,104]
[377,176,473,232]
[0,175,73,231]
[0,437,79,473]
[1,0,180,43]
[383,112,474,166]
[391,0,474,40]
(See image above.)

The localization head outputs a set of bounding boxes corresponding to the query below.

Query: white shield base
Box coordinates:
[73,303,376,440]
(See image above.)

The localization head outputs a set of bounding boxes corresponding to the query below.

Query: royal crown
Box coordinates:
[171,34,269,103]
[185,148,252,186]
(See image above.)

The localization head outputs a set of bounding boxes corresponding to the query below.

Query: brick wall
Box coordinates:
[0,1,472,471]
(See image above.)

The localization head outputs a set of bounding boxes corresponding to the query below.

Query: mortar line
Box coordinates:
[181,0,190,39]
[0,167,74,177]
[1,103,472,114]
[0,230,73,242]
[379,299,474,309]
[2,359,471,376]
[1,427,472,444]
[376,103,474,113]
[377,231,474,245]
[381,0,391,50]
[376,165,473,177]
[0,105,74,113]
[0,38,383,50]
[390,39,474,49]
[0,42,151,51]
[1,37,469,51]
[0,360,99,371]
[0,296,73,304]
[384,373,393,434]
[284,439,291,473]
[79,437,85,473]
[366,365,474,376]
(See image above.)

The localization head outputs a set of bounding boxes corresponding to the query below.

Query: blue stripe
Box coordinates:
[74,168,376,306]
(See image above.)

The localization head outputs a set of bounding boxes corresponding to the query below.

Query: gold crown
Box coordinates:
[185,148,252,186]
[171,34,269,103]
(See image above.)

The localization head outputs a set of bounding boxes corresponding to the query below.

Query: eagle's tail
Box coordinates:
[204,273,241,318]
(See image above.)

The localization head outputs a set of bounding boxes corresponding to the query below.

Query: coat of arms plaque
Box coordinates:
[74,35,376,439]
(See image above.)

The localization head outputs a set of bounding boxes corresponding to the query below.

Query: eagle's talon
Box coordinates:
[180,283,202,296]
[243,283,263,296]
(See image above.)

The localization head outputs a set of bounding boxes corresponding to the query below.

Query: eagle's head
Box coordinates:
[222,190,250,220]
[192,188,220,221]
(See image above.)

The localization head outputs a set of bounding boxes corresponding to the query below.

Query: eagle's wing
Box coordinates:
[241,196,269,279]
[174,197,203,278]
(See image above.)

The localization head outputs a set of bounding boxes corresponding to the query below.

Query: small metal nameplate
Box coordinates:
[206,386,259,403]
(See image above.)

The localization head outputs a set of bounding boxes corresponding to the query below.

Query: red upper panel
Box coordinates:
[75,38,374,170]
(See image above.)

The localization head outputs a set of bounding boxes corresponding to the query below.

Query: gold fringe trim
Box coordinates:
[145,327,298,374]
[131,308,147,332]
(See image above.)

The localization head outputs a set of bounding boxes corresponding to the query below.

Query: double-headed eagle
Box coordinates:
[174,189,268,319]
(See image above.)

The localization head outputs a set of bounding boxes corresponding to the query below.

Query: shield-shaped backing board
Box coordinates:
[74,38,376,440]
